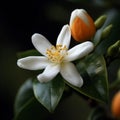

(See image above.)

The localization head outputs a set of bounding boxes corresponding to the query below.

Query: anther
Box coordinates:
[46,44,68,63]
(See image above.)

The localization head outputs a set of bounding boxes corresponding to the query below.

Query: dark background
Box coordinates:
[0,0,120,120]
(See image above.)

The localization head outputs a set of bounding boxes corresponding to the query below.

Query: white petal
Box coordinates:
[60,62,83,87]
[65,41,94,62]
[37,63,60,83]
[56,25,71,48]
[32,33,52,56]
[17,56,49,70]
[70,9,89,26]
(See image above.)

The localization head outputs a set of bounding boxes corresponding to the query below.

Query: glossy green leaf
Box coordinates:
[66,54,108,103]
[88,107,108,120]
[14,79,50,120]
[14,79,34,115]
[17,49,40,59]
[33,75,65,112]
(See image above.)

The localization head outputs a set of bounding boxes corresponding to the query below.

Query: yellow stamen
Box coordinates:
[46,45,68,63]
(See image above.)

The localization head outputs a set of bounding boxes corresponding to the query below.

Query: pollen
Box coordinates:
[46,44,68,63]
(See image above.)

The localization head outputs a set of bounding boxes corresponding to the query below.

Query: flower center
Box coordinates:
[46,44,68,63]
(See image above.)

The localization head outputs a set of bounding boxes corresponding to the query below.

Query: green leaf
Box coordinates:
[14,79,34,115]
[33,75,65,112]
[88,107,108,120]
[66,54,108,103]
[17,49,40,59]
[14,79,50,120]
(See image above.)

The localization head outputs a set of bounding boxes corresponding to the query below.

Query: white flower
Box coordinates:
[17,25,94,87]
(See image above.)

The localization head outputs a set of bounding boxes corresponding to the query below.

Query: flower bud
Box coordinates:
[107,40,120,57]
[101,24,113,39]
[111,91,120,118]
[94,15,107,29]
[70,9,96,42]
